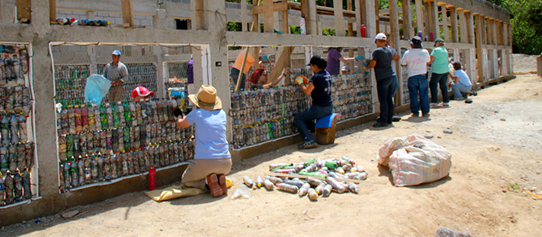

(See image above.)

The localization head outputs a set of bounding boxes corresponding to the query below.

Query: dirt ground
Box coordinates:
[2,74,542,236]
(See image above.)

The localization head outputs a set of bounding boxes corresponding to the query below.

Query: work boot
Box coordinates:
[206,173,223,197]
[217,174,228,195]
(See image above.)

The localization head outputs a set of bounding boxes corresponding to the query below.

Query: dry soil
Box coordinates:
[2,74,542,236]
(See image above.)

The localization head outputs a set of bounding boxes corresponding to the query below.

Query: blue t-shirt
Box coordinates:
[310,70,333,107]
[455,69,472,87]
[186,108,231,159]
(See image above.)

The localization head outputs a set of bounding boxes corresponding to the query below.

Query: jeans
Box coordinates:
[430,72,450,103]
[376,75,398,124]
[294,105,333,142]
[451,82,472,99]
[230,67,246,90]
[408,74,430,115]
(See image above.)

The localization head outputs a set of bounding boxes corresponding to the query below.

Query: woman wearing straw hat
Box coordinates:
[176,85,231,197]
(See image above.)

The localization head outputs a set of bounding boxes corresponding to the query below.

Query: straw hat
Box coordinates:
[188,85,222,111]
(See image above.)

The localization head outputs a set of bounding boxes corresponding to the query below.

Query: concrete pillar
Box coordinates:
[430,0,439,41]
[492,19,498,46]
[424,1,431,40]
[241,0,248,31]
[87,46,97,74]
[334,0,345,36]
[308,0,318,35]
[153,9,168,97]
[488,49,496,79]
[401,0,412,39]
[466,12,474,45]
[364,0,376,38]
[450,7,458,43]
[415,0,424,38]
[389,0,402,105]
[441,6,449,41]
[374,0,380,33]
[463,48,477,85]
[537,56,542,77]
[1,0,16,23]
[508,49,513,74]
[458,9,467,44]
[191,0,205,30]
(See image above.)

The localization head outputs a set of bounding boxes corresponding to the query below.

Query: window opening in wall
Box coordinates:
[175,19,189,30]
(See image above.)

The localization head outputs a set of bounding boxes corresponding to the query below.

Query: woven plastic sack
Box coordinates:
[84,74,111,104]
[378,134,452,187]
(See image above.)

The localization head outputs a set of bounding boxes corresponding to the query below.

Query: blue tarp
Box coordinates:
[84,74,111,104]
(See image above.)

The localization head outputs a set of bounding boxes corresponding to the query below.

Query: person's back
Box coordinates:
[233,50,255,74]
[186,108,230,159]
[326,48,342,75]
[401,48,430,77]
[310,70,333,107]
[430,46,449,74]
[373,47,394,80]
[455,69,472,87]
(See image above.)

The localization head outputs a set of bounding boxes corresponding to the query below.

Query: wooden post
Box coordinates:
[49,0,56,23]
[466,11,474,44]
[281,0,288,34]
[348,0,354,70]
[120,0,135,27]
[474,14,484,86]
[415,0,424,38]
[449,6,457,43]
[252,0,260,33]
[269,47,293,85]
[430,0,439,41]
[263,0,274,33]
[425,1,433,40]
[334,0,345,36]
[441,6,449,41]
[300,0,310,34]
[492,19,498,46]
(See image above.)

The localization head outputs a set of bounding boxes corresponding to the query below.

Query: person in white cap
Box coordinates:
[366,33,398,128]
[103,50,129,102]
[176,85,231,197]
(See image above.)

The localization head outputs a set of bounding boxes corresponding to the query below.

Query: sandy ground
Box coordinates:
[2,74,542,236]
[512,54,539,73]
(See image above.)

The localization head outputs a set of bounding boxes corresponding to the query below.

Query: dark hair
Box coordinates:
[332,47,343,52]
[309,55,327,69]
[452,61,462,70]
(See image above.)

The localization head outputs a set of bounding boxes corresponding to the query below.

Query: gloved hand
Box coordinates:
[363,62,368,67]
[295,76,308,85]
[355,55,364,61]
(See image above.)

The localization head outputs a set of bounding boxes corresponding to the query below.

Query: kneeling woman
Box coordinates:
[176,85,231,197]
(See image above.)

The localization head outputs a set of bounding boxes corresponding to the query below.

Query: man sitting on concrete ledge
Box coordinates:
[450,61,472,100]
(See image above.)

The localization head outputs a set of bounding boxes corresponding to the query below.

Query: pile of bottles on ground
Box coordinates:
[243,157,368,201]
[56,17,111,26]
[56,97,195,192]
[0,85,35,206]
[228,70,372,149]
[97,63,158,103]
[55,65,90,105]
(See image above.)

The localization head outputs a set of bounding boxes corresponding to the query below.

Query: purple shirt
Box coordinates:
[187,59,194,84]
[326,48,342,76]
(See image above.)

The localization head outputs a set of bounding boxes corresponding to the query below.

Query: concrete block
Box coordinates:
[109,13,122,18]
[73,52,89,59]
[171,0,181,3]
[182,0,190,4]
[114,18,124,25]
[145,16,153,20]
[72,11,86,16]
[61,52,75,58]
[141,19,152,27]
[57,10,72,15]
[135,15,146,19]
[134,19,142,26]
[97,12,109,17]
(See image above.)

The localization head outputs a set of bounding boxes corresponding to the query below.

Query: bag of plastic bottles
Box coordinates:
[231,185,251,199]
[377,134,452,187]
[84,74,111,104]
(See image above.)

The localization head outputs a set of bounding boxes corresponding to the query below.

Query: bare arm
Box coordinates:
[339,57,356,63]
[301,82,315,95]
[176,116,191,128]
[264,67,290,87]
[428,55,436,65]
[367,60,377,69]
[392,55,400,62]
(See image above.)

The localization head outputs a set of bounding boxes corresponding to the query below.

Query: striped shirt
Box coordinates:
[103,62,129,82]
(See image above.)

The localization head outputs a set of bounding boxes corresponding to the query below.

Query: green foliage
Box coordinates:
[227,22,242,32]
[501,0,542,55]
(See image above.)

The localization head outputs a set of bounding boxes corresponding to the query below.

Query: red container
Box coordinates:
[429,32,435,42]
[148,166,156,191]
[360,24,366,38]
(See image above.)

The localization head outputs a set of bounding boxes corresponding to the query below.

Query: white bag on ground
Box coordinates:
[377,134,452,187]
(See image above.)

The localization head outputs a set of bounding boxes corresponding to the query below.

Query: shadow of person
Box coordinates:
[402,116,431,123]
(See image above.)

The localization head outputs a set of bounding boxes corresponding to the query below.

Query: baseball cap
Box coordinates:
[250,69,265,84]
[434,38,444,47]
[375,33,387,41]
[409,36,423,48]
[132,86,154,99]
[112,50,121,56]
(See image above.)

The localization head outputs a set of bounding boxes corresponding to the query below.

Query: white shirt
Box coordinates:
[400,48,431,78]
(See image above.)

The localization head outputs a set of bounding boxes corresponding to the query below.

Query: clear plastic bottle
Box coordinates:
[93,103,102,131]
[97,153,104,181]
[135,100,143,125]
[77,157,85,186]
[105,103,113,129]
[13,172,23,201]
[151,99,158,123]
[9,115,19,144]
[277,183,299,194]
[61,106,69,134]
[1,115,9,145]
[117,101,125,128]
[322,184,333,197]
[285,180,304,188]
[348,182,359,194]
[70,157,78,188]
[17,115,27,142]
[0,174,4,205]
[314,182,325,195]
[63,161,71,189]
[103,154,111,181]
[21,169,31,199]
[243,176,253,188]
[87,103,95,131]
[81,104,88,132]
[84,157,91,184]
[298,182,310,197]
[112,102,120,129]
[254,176,263,189]
[74,105,82,133]
[129,101,137,127]
[306,177,323,187]
[326,176,347,193]
[263,179,274,191]
[110,153,118,179]
[99,103,108,130]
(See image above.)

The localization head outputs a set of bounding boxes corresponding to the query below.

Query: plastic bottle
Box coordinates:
[322,184,333,197]
[16,115,27,142]
[138,149,146,173]
[16,144,25,171]
[105,103,113,129]
[13,172,22,201]
[4,172,14,204]
[129,101,137,127]
[103,155,111,181]
[277,183,299,194]
[0,147,8,174]
[135,100,143,125]
[298,182,310,197]
[74,105,82,133]
[326,176,347,193]
[63,161,71,189]
[266,176,283,184]
[151,99,158,123]
[99,103,107,130]
[306,177,323,187]
[307,188,318,201]
[97,153,104,181]
[0,174,5,205]
[121,151,128,176]
[9,115,19,143]
[355,172,368,180]
[285,180,304,188]
[262,179,274,191]
[90,156,98,183]
[111,102,120,129]
[60,106,69,134]
[87,104,95,131]
[123,101,131,127]
[81,104,88,131]
[243,176,253,188]
[351,165,365,173]
[93,103,101,131]
[348,182,359,194]
[254,176,263,189]
[335,167,345,175]
[117,101,125,128]
[70,157,78,188]
[314,182,325,195]
[1,115,9,145]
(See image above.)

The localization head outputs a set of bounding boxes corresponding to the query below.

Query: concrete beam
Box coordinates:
[226,31,376,48]
[435,0,510,22]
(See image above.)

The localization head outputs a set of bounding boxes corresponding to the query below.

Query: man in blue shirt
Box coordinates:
[450,62,472,100]
[294,56,333,149]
